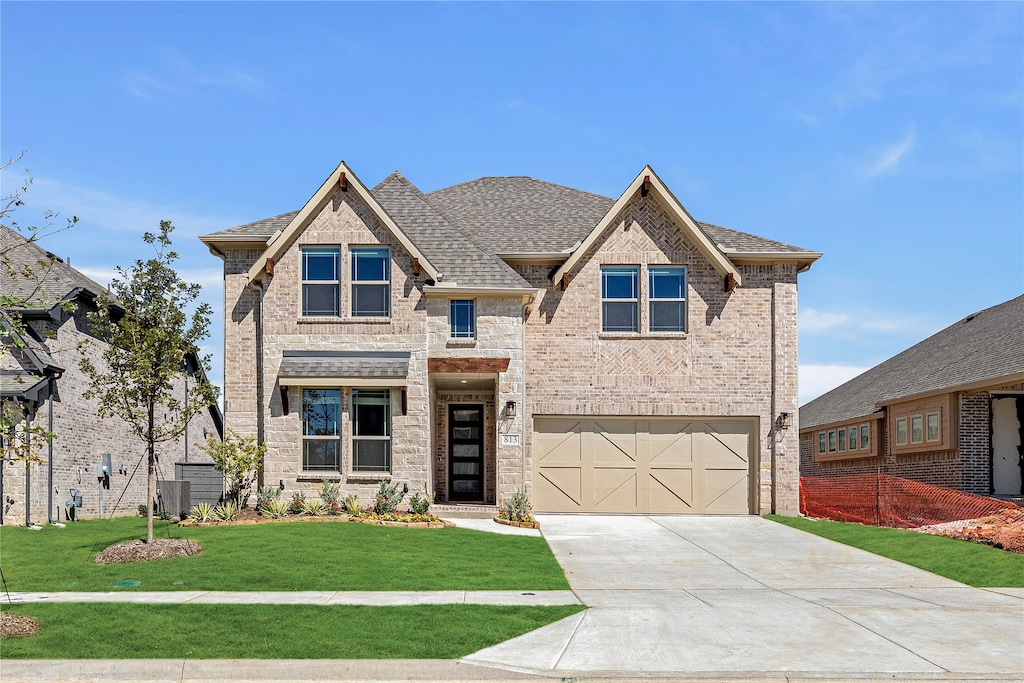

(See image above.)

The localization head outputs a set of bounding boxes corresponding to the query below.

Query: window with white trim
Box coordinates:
[601,266,638,333]
[649,266,686,332]
[352,389,391,472]
[896,417,908,445]
[450,300,475,339]
[351,247,390,317]
[302,389,340,471]
[301,247,340,317]
[926,413,940,442]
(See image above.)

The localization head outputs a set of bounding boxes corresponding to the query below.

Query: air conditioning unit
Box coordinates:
[156,480,191,519]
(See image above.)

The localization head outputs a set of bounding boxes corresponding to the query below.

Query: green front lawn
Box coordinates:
[767,515,1024,587]
[0,517,569,592]
[0,603,584,659]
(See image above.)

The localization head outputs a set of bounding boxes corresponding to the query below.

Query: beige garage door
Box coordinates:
[533,417,755,514]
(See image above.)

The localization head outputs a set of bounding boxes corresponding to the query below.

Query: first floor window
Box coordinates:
[352,389,391,472]
[351,247,390,317]
[450,300,475,338]
[602,266,638,332]
[649,266,686,332]
[301,247,340,316]
[302,389,340,470]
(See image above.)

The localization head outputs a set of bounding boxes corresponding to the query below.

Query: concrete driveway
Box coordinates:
[464,514,1024,678]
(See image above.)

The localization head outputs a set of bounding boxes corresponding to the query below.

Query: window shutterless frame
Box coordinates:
[601,266,638,333]
[351,389,391,473]
[301,247,340,317]
[648,266,686,332]
[351,247,391,317]
[301,388,341,471]
[450,300,475,339]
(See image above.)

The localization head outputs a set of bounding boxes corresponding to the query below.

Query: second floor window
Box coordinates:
[601,266,638,333]
[649,266,686,332]
[351,247,390,317]
[301,247,340,316]
[450,300,475,339]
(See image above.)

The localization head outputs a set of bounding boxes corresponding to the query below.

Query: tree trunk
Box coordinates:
[146,402,155,544]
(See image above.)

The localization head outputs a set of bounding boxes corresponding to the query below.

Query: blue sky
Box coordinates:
[3,2,1022,404]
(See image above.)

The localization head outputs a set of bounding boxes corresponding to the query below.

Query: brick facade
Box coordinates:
[217,181,804,514]
[1,306,220,525]
[800,382,1024,496]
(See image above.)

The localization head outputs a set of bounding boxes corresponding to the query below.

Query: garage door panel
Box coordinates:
[534,417,753,514]
[535,421,582,467]
[703,468,749,514]
[536,467,583,511]
[649,425,694,467]
[593,470,638,511]
[648,469,695,512]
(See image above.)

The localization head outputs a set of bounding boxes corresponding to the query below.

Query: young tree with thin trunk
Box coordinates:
[80,221,217,542]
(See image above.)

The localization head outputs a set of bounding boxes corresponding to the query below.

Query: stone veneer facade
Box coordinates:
[220,187,802,513]
[1,306,220,525]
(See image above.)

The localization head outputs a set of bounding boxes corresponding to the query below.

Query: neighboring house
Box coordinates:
[200,162,820,515]
[0,226,224,525]
[800,294,1024,499]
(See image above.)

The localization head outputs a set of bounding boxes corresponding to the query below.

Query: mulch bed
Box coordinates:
[915,508,1024,554]
[0,612,39,637]
[94,538,202,564]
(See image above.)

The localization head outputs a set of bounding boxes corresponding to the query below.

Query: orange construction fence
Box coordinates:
[800,474,1020,528]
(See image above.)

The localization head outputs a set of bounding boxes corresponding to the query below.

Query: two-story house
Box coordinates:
[200,162,820,515]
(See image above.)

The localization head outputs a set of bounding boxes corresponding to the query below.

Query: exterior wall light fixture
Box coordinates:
[776,412,791,430]
[505,401,517,419]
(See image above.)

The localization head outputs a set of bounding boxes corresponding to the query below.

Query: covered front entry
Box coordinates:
[448,404,485,501]
[533,417,756,514]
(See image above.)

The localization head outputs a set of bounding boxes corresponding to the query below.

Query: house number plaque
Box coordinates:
[500,434,520,446]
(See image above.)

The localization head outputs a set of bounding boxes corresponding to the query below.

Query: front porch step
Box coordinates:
[432,504,499,519]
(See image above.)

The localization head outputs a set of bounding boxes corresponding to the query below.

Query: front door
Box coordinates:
[449,405,484,501]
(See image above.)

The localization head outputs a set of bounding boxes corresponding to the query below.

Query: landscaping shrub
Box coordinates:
[319,479,341,506]
[300,498,327,517]
[373,481,405,515]
[213,501,238,522]
[202,431,266,508]
[288,492,306,514]
[499,490,533,522]
[408,486,435,515]
[188,502,214,523]
[343,494,361,516]
[137,504,147,517]
[256,485,280,510]
[261,498,289,519]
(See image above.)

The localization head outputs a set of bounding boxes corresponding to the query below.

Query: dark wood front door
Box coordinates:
[449,405,484,501]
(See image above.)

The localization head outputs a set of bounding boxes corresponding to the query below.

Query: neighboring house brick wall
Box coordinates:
[2,307,219,525]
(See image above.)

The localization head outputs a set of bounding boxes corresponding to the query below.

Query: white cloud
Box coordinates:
[800,306,929,336]
[800,363,871,405]
[863,125,916,178]
[20,177,243,239]
[76,265,222,291]
[120,54,266,101]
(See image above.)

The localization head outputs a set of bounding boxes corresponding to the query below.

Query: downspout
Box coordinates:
[248,282,266,486]
[769,277,778,515]
[24,402,33,527]
[47,375,56,524]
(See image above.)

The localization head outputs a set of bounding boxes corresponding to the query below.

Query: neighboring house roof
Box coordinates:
[1,225,108,310]
[200,164,820,287]
[801,294,1024,429]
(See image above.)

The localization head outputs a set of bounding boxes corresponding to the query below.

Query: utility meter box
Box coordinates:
[97,453,112,478]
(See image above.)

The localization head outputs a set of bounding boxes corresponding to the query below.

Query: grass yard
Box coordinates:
[0,517,569,592]
[0,603,584,659]
[767,515,1024,587]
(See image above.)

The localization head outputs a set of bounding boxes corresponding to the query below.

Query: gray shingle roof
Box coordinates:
[371,173,531,289]
[1,225,108,309]
[801,294,1024,429]
[279,350,410,380]
[201,171,817,286]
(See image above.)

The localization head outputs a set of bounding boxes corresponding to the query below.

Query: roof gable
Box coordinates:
[552,166,741,286]
[245,162,440,283]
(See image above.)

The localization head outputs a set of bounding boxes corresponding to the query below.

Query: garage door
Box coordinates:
[533,417,755,514]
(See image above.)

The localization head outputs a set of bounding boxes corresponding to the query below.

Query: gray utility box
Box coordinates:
[175,463,224,507]
[157,480,191,519]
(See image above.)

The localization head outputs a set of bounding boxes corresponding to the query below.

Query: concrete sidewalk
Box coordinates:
[3,590,579,606]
